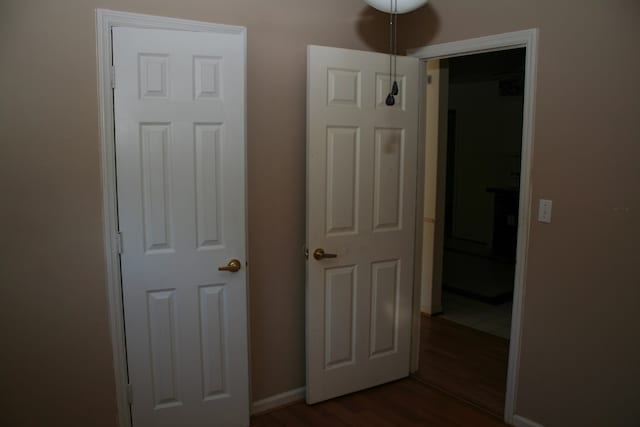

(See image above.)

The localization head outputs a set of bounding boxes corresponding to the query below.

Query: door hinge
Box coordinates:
[126,383,133,404]
[111,65,116,89]
[115,231,123,254]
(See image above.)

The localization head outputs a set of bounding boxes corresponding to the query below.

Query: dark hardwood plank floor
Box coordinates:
[251,379,507,426]
[414,314,510,416]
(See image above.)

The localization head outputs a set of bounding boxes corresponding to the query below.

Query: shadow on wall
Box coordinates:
[312,3,438,55]
[354,6,390,52]
[399,4,441,50]
[355,4,440,52]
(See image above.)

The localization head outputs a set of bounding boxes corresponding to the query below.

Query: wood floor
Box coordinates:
[250,378,507,426]
[414,314,510,415]
[251,313,510,426]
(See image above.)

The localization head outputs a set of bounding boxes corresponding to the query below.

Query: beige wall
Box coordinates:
[402,1,640,426]
[1,0,639,426]
[0,1,386,425]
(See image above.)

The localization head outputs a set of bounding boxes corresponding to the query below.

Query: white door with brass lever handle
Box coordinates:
[313,248,337,260]
[306,45,419,404]
[219,259,242,272]
[114,26,249,427]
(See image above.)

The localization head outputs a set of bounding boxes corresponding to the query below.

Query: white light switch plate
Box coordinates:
[538,199,552,223]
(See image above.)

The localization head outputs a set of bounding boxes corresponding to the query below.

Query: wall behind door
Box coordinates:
[0,1,387,426]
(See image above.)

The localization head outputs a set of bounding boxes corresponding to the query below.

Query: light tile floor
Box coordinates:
[439,291,513,339]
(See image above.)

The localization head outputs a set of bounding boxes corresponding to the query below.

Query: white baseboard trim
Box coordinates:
[251,387,306,415]
[512,414,544,427]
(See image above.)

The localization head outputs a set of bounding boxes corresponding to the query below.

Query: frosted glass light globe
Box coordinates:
[364,0,429,14]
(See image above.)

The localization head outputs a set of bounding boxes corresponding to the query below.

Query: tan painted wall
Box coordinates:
[0,1,387,425]
[402,1,640,426]
[2,0,639,426]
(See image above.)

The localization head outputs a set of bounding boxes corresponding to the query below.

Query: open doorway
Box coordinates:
[440,49,525,336]
[415,48,526,416]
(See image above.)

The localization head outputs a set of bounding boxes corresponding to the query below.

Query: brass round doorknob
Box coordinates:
[313,248,338,260]
[218,259,242,272]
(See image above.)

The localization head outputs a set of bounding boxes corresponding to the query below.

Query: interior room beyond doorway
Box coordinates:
[416,48,526,416]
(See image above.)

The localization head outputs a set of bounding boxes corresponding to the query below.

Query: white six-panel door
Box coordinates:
[113,27,249,426]
[306,45,419,403]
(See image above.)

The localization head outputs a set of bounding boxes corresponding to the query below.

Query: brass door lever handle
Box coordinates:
[313,248,337,260]
[218,259,242,272]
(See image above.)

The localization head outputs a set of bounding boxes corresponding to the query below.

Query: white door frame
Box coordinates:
[96,10,247,427]
[408,29,538,424]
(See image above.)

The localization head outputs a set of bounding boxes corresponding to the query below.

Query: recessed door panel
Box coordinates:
[139,54,169,99]
[141,123,173,253]
[199,285,228,399]
[147,290,181,408]
[195,124,223,249]
[375,73,405,111]
[373,128,404,232]
[370,260,400,358]
[194,56,222,100]
[324,266,357,369]
[326,127,359,236]
[327,69,361,107]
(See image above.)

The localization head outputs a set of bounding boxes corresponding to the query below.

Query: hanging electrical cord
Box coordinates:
[386,0,399,106]
[392,0,398,95]
[386,6,393,105]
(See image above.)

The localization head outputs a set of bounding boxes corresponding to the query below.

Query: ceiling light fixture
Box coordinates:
[364,0,428,14]
[364,0,429,105]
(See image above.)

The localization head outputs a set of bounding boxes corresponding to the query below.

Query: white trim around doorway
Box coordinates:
[95,9,247,427]
[408,28,538,425]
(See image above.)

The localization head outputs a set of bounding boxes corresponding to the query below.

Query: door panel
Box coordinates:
[306,45,419,404]
[373,128,404,230]
[326,126,359,235]
[147,290,180,408]
[325,265,357,369]
[199,285,227,399]
[113,27,248,427]
[370,259,400,357]
[194,124,223,249]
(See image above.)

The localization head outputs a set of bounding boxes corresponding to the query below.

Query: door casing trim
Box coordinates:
[408,28,539,425]
[96,9,247,427]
